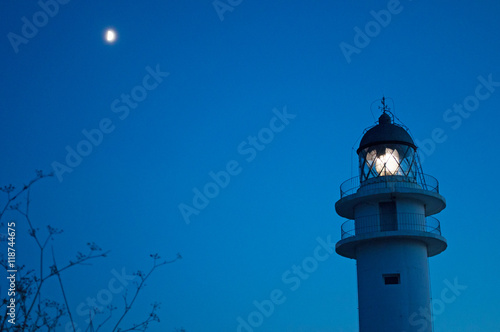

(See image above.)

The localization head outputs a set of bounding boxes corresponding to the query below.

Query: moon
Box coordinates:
[105,29,117,43]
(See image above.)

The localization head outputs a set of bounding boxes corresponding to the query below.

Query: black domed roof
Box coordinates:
[357,113,416,154]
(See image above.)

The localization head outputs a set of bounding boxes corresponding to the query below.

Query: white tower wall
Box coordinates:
[356,239,431,332]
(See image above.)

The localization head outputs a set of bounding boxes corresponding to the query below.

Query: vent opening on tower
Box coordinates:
[383,273,400,285]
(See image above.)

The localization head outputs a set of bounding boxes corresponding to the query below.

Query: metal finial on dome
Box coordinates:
[380,96,389,113]
[378,97,392,124]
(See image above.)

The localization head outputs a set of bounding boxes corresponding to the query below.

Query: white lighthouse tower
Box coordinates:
[335,99,447,332]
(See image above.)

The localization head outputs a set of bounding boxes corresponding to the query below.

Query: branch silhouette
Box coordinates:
[0,171,182,331]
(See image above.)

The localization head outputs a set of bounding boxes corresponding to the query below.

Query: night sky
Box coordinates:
[1,1,500,331]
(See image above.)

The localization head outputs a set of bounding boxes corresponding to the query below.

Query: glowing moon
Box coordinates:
[105,29,117,43]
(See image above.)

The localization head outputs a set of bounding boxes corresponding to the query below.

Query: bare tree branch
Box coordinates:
[0,172,182,331]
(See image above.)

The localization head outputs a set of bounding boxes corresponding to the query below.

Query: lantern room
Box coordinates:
[358,111,418,182]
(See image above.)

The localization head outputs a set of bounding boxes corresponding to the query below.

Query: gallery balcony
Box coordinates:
[336,213,447,259]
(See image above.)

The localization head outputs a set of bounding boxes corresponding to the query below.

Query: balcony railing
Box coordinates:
[339,173,439,198]
[340,213,441,240]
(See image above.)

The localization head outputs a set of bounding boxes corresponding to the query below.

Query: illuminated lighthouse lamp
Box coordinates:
[358,111,418,181]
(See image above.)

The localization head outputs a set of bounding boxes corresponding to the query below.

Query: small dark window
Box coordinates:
[383,273,400,285]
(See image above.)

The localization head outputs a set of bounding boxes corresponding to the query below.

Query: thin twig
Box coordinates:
[51,246,76,332]
[111,256,181,332]
[95,306,115,332]
[0,171,52,221]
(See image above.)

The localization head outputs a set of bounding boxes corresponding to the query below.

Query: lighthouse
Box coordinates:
[335,99,447,332]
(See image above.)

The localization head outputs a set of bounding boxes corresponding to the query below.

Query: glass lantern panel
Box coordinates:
[359,143,416,181]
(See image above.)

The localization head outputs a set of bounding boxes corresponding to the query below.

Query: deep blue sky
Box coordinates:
[1,1,500,331]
